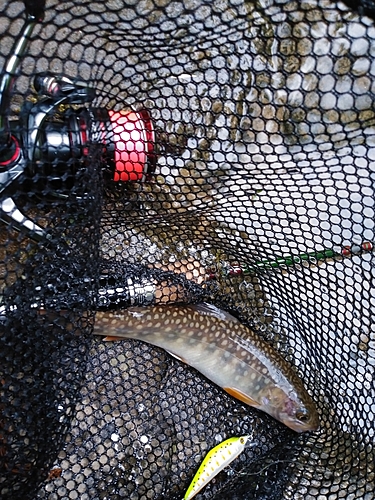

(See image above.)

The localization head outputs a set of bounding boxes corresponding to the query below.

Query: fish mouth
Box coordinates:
[284,418,320,433]
[281,411,320,433]
[263,406,320,433]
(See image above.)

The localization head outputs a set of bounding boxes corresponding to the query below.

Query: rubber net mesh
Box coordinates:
[0,0,374,499]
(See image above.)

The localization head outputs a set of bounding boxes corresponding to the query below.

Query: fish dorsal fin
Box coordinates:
[224,387,261,407]
[190,303,240,323]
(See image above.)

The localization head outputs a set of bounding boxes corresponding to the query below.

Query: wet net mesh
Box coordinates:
[0,0,375,499]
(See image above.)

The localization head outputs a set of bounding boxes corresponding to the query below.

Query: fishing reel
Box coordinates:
[0,7,157,242]
[24,73,156,186]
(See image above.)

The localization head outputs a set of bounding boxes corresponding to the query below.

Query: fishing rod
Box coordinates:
[0,262,205,321]
[205,241,374,280]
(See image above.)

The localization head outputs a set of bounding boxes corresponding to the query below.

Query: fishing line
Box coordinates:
[233,458,324,477]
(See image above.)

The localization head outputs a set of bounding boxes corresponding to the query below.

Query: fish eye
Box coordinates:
[296,410,310,422]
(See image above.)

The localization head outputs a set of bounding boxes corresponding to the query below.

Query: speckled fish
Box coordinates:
[94,303,319,432]
[184,435,251,500]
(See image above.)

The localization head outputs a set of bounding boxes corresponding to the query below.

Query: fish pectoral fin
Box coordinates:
[102,336,128,342]
[224,387,261,407]
[166,350,188,363]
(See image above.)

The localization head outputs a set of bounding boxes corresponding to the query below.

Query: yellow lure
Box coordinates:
[184,435,251,500]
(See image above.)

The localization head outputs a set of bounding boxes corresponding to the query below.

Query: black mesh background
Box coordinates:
[0,1,375,499]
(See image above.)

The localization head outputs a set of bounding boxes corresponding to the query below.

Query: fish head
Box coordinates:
[258,386,320,433]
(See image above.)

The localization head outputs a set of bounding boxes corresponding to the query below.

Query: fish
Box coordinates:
[94,303,320,432]
[184,435,252,500]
